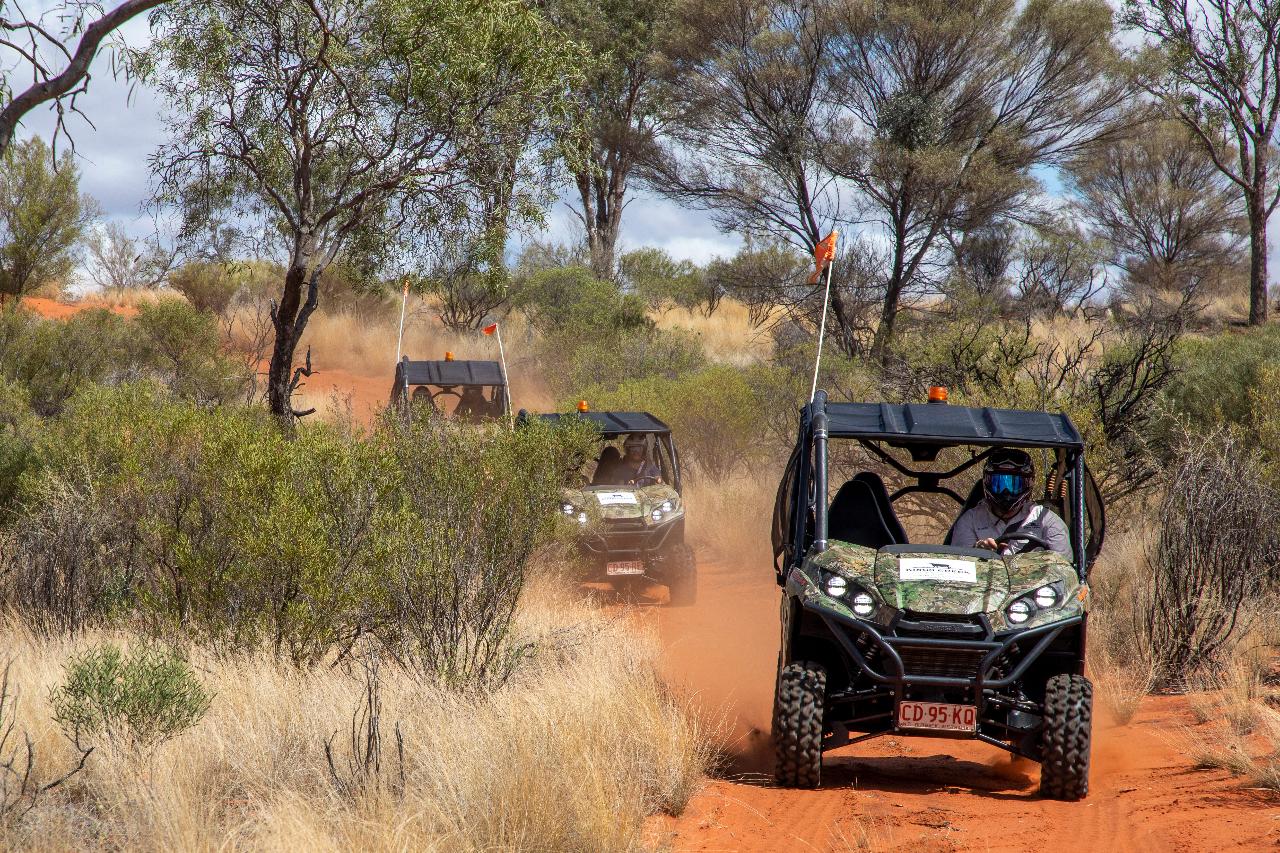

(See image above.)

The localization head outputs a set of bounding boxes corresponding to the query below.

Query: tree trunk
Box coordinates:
[575,156,627,281]
[267,262,309,424]
[870,244,908,364]
[1249,182,1269,325]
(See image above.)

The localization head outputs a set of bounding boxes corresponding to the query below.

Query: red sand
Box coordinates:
[639,559,1280,852]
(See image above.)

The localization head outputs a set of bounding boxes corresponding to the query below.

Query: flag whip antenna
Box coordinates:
[809,231,839,402]
[394,277,410,365]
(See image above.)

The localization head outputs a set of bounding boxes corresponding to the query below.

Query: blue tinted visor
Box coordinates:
[988,473,1027,497]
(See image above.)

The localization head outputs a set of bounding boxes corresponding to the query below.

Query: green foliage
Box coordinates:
[134,300,250,404]
[1165,326,1280,429]
[50,643,211,751]
[0,137,90,302]
[580,365,763,480]
[5,385,593,679]
[560,326,707,398]
[168,261,241,315]
[517,265,650,334]
[619,248,705,311]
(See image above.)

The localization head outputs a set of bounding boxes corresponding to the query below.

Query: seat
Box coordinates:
[828,472,908,549]
[943,481,984,545]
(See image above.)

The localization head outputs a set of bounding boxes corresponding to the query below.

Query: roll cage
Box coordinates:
[390,356,509,419]
[773,391,1105,583]
[516,410,684,493]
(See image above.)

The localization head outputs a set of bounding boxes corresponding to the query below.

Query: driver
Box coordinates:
[616,434,661,485]
[950,448,1071,557]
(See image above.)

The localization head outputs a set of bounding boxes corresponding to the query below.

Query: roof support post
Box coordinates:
[813,390,830,554]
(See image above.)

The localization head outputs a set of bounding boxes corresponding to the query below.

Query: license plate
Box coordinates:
[606,561,645,576]
[897,701,976,732]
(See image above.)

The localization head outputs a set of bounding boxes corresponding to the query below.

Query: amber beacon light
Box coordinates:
[577,400,590,413]
[927,386,949,404]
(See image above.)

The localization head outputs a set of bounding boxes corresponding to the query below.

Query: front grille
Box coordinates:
[596,518,653,551]
[898,646,986,680]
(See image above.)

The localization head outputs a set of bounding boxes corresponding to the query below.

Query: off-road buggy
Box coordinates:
[772,390,1105,799]
[390,355,508,421]
[519,408,697,605]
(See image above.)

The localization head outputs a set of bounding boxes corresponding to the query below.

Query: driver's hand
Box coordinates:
[975,537,998,551]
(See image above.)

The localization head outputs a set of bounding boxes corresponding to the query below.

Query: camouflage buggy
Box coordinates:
[772,390,1105,799]
[520,409,697,606]
[390,356,508,421]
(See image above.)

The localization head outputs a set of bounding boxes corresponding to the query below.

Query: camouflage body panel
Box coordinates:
[560,483,682,525]
[803,539,1085,630]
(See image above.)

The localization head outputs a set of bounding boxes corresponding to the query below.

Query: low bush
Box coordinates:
[49,643,211,751]
[3,385,594,678]
[167,261,240,315]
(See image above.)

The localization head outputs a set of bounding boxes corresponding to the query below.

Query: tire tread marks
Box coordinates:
[774,661,825,788]
[1040,673,1092,800]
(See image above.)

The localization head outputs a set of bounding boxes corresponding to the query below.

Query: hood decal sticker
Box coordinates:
[899,557,978,584]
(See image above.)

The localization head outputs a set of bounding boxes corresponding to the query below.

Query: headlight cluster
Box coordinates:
[1005,582,1064,625]
[821,571,877,617]
[649,499,677,523]
[560,503,588,525]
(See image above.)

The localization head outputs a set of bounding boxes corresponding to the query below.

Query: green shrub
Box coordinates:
[50,643,212,750]
[134,300,251,404]
[168,261,240,315]
[619,248,705,311]
[516,265,650,334]
[5,384,594,680]
[1165,325,1280,429]
[580,365,764,480]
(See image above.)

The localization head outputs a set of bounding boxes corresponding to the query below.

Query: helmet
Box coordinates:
[982,448,1034,516]
[623,434,647,453]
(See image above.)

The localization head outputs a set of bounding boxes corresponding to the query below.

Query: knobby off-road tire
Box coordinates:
[1039,673,1092,800]
[665,543,697,607]
[774,661,826,788]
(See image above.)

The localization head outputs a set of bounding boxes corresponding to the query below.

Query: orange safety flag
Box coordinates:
[807,230,839,284]
[482,323,498,336]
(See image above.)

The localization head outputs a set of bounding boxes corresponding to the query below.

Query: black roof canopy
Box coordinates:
[395,359,505,387]
[526,410,670,435]
[824,401,1084,449]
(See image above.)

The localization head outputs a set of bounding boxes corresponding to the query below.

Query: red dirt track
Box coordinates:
[644,558,1280,852]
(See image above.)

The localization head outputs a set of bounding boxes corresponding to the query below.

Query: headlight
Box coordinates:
[851,591,875,617]
[576,512,588,525]
[661,500,674,512]
[561,503,575,515]
[824,574,848,597]
[1033,585,1058,608]
[1007,600,1032,624]
[651,508,663,521]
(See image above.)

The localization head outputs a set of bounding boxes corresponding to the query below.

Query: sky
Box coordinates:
[12,27,742,276]
[12,19,1280,284]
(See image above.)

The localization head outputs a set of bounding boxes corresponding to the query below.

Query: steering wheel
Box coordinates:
[995,532,1053,552]
[629,476,660,487]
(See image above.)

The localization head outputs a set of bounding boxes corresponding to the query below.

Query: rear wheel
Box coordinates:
[665,543,697,606]
[1039,673,1092,800]
[774,661,826,788]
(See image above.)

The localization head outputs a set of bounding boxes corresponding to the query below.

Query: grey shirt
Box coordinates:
[950,501,1072,557]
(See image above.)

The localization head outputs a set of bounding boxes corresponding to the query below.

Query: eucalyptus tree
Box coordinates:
[146,0,580,423]
[0,136,91,303]
[644,0,859,348]
[548,0,671,279]
[1069,120,1245,298]
[821,0,1130,361]
[1125,0,1280,324]
[0,0,164,157]
[650,0,1129,361]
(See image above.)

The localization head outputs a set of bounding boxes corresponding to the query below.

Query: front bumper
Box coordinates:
[579,516,684,562]
[801,598,1082,755]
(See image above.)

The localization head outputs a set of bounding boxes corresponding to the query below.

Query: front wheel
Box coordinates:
[665,543,697,606]
[1039,673,1092,800]
[773,661,826,788]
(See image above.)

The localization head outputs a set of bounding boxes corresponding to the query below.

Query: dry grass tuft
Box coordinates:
[683,472,776,566]
[652,300,775,366]
[0,579,714,851]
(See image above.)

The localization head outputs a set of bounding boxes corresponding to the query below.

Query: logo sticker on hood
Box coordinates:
[596,491,638,506]
[899,557,978,583]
